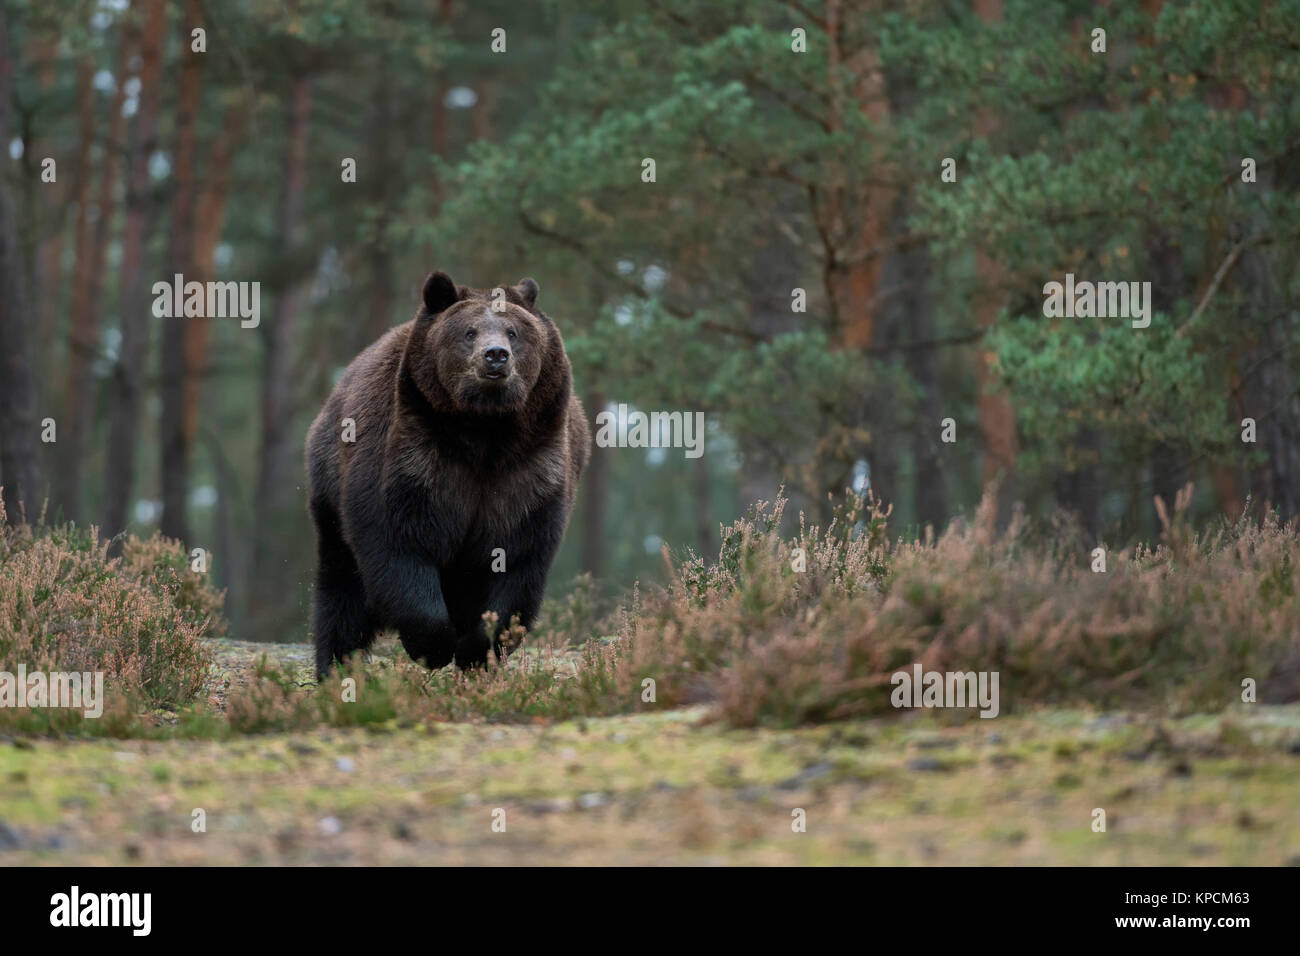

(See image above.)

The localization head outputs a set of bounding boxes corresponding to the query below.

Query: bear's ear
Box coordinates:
[514,277,539,309]
[422,271,461,316]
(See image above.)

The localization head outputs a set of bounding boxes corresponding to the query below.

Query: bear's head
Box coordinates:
[402,270,567,417]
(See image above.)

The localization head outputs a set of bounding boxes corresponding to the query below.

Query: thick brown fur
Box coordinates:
[306,271,590,676]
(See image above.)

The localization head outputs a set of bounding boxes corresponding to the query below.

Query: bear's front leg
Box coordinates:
[457,504,564,668]
[359,546,459,669]
[398,618,459,670]
[455,559,547,668]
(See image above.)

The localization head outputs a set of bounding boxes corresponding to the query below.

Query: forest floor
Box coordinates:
[1,638,1297,865]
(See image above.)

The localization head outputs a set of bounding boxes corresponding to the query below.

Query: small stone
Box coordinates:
[0,820,26,851]
[908,757,950,772]
[528,796,575,813]
[777,762,834,789]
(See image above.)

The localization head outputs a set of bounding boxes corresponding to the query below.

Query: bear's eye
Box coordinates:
[507,328,517,340]
[464,329,477,341]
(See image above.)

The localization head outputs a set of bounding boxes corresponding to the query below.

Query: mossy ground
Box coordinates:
[1,638,1296,865]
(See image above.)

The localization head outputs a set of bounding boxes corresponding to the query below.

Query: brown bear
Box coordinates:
[305,271,590,677]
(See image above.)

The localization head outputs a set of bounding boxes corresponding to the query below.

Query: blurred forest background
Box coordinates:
[0,0,1297,642]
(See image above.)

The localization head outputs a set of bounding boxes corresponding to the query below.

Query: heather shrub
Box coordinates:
[0,500,220,733]
[655,485,1300,726]
[527,572,609,651]
[121,532,228,637]
[603,494,867,720]
[226,640,629,732]
[14,481,1289,739]
[252,484,1298,732]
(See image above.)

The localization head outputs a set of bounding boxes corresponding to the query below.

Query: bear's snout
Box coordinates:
[482,345,510,377]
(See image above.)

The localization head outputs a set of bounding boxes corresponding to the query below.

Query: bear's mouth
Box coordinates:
[457,370,527,412]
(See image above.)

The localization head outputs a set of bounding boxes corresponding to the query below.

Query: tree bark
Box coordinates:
[69,29,132,525]
[25,27,64,403]
[1146,227,1186,534]
[0,7,43,523]
[815,2,895,520]
[186,98,249,460]
[822,3,892,349]
[1238,239,1298,520]
[896,202,946,530]
[250,73,313,629]
[158,0,204,543]
[472,78,498,143]
[102,0,166,538]
[972,0,1017,526]
[54,57,98,520]
[428,0,453,212]
[363,56,395,344]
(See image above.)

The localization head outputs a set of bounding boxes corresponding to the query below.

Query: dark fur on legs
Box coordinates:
[311,499,377,677]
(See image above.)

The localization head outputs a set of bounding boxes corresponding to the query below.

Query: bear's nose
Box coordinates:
[483,346,510,369]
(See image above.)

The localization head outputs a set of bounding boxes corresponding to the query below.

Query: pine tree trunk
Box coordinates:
[69,29,133,524]
[250,73,313,631]
[186,98,249,469]
[102,0,166,538]
[0,6,43,523]
[897,210,947,529]
[972,0,1017,526]
[364,57,395,345]
[26,28,63,404]
[158,0,204,543]
[54,57,97,520]
[425,0,453,235]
